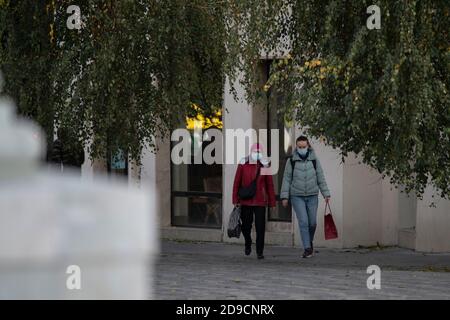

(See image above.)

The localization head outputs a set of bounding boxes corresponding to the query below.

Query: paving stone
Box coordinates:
[154,240,450,299]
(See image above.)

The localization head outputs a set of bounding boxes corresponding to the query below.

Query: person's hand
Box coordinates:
[325,196,331,203]
[282,199,289,208]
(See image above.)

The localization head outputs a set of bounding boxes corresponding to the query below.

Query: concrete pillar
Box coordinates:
[380,178,400,246]
[0,96,157,299]
[341,153,382,248]
[415,185,450,252]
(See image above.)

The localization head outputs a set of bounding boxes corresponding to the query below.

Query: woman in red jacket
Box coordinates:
[232,143,276,259]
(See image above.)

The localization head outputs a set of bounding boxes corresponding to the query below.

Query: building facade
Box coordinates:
[81,59,450,253]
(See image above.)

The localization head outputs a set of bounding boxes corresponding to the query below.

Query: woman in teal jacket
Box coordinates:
[280,135,331,258]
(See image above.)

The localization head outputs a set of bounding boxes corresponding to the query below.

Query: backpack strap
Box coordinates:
[289,156,296,181]
[289,156,316,181]
[255,162,261,179]
[244,158,261,179]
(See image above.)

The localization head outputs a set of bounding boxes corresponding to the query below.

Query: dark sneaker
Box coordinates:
[245,245,251,256]
[302,248,313,258]
[257,254,264,260]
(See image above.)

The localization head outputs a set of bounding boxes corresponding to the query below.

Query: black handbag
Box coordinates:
[227,206,242,238]
[238,164,261,200]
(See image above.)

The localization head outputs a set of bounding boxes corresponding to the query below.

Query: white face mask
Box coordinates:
[251,152,262,161]
[297,147,308,156]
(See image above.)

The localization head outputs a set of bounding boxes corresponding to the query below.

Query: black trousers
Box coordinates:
[240,206,266,255]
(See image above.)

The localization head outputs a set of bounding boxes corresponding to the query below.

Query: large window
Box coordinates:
[264,60,293,222]
[268,100,293,222]
[171,108,223,228]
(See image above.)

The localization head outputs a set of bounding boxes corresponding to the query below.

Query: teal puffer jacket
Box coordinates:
[280,148,330,199]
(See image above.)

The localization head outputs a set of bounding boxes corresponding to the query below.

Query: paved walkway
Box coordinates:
[154,240,450,299]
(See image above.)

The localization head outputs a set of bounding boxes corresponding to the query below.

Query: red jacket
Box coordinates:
[232,160,276,207]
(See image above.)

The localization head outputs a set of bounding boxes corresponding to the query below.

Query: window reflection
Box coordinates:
[265,60,293,222]
[171,107,223,229]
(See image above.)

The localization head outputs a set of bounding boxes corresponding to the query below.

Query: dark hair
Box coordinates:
[296,135,312,148]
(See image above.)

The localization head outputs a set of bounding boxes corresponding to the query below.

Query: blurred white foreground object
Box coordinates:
[0,91,158,299]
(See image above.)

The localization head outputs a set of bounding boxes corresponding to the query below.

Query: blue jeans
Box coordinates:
[291,195,318,250]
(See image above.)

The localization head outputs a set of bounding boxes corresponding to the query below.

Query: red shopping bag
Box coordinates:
[324,201,338,240]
